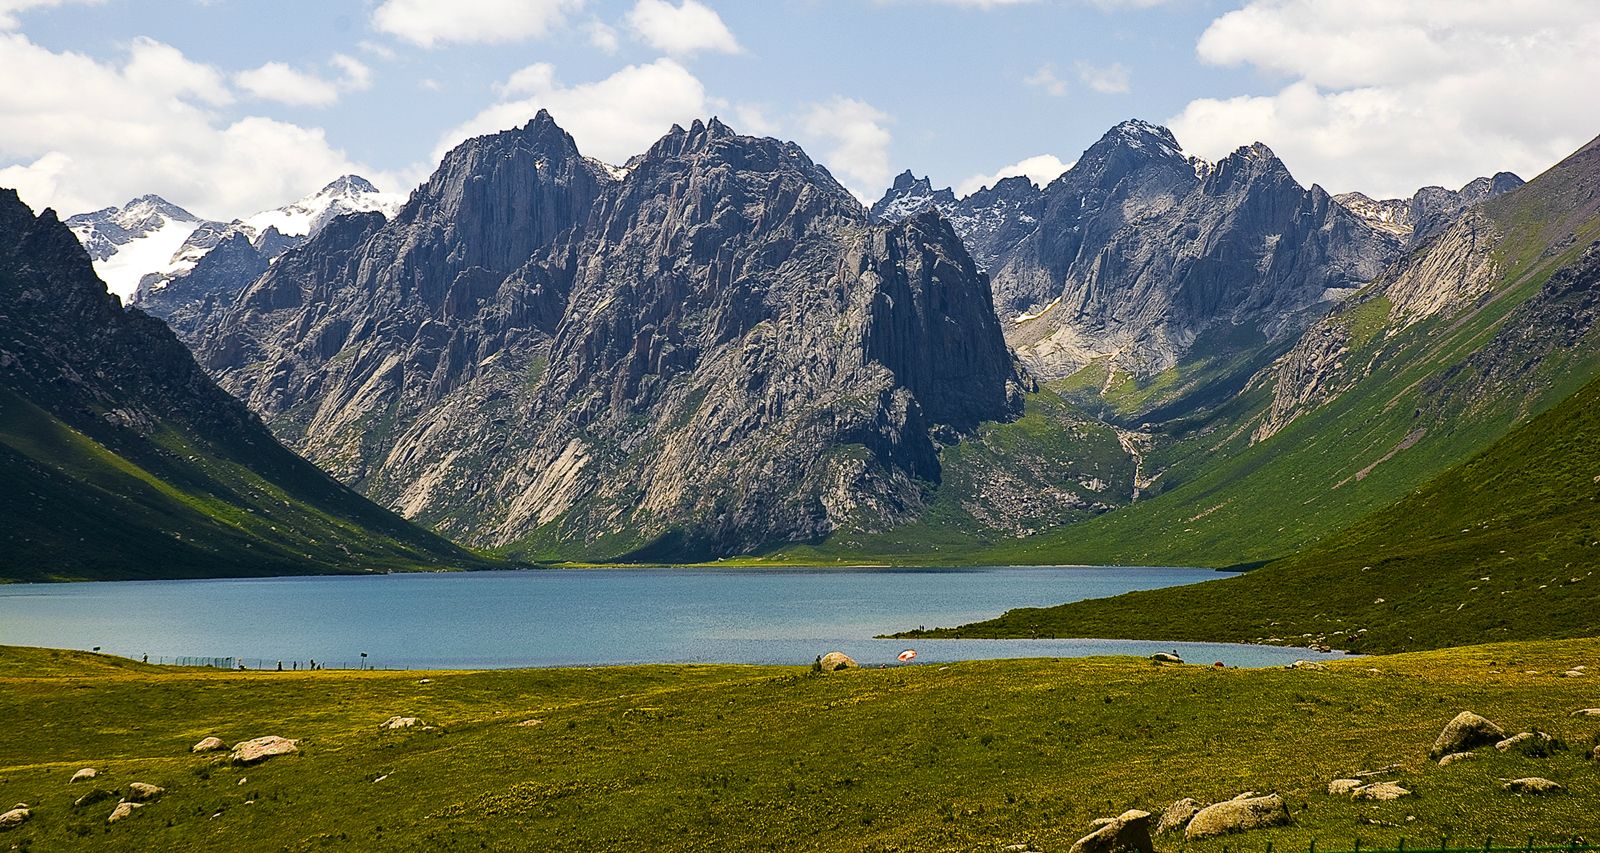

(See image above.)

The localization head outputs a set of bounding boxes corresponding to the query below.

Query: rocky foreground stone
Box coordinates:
[1185,794,1291,840]
[1429,711,1505,758]
[230,735,300,765]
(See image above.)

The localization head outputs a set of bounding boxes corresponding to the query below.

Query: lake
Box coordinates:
[0,566,1343,669]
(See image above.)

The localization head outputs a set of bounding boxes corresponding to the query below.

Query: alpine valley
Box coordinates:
[7,108,1600,650]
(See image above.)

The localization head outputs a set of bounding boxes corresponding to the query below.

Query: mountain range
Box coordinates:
[19,110,1600,580]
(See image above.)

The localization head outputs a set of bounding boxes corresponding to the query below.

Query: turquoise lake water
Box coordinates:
[0,566,1344,669]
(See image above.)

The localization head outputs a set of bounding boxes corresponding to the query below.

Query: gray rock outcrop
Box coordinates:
[1154,798,1202,835]
[1068,809,1154,853]
[1185,793,1291,840]
[815,651,857,673]
[230,735,300,764]
[1428,711,1505,759]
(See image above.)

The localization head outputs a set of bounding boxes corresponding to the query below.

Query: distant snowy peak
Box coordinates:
[237,174,405,241]
[66,176,403,306]
[65,196,211,301]
[870,170,957,223]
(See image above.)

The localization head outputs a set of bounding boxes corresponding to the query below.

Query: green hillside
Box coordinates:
[915,336,1600,653]
[0,190,487,582]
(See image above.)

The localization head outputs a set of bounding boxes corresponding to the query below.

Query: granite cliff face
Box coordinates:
[0,189,478,581]
[196,114,1025,558]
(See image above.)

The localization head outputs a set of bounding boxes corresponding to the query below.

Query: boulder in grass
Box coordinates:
[1185,794,1291,840]
[1571,708,1600,717]
[1328,779,1362,795]
[1068,809,1154,853]
[107,801,142,823]
[1154,798,1203,835]
[813,652,857,673]
[71,767,98,783]
[126,783,164,802]
[1352,782,1411,801]
[1504,777,1564,795]
[74,788,117,808]
[192,736,226,753]
[1151,653,1183,664]
[381,716,423,730]
[1428,711,1505,758]
[0,806,28,830]
[230,735,299,765]
[1437,752,1476,767]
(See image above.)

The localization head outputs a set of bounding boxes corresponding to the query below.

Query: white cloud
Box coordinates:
[0,0,102,29]
[586,20,620,53]
[1076,60,1130,94]
[798,97,892,202]
[330,55,373,91]
[234,55,373,107]
[957,153,1072,196]
[234,63,341,107]
[1171,0,1600,198]
[440,59,710,165]
[1024,65,1068,97]
[0,33,379,219]
[372,0,583,48]
[626,0,741,56]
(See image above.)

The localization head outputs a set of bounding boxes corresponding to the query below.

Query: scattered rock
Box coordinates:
[1429,711,1505,758]
[1185,794,1291,840]
[1503,777,1563,795]
[1151,653,1183,664]
[74,788,117,808]
[1288,660,1327,671]
[380,716,423,730]
[1562,670,1585,678]
[70,767,98,783]
[107,801,142,823]
[1069,808,1154,853]
[0,806,28,830]
[126,782,164,802]
[1496,732,1536,751]
[1353,782,1411,801]
[1588,745,1599,762]
[1154,798,1203,835]
[514,719,544,727]
[814,651,857,673]
[1438,752,1476,767]
[191,736,226,753]
[1571,708,1600,717]
[419,678,432,684]
[230,735,299,765]
[1327,779,1362,796]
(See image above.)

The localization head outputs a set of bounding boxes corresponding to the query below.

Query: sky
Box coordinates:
[2,0,1599,220]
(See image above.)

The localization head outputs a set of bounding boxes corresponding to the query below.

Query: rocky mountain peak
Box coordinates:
[870,169,957,223]
[315,175,380,197]
[1097,119,1185,161]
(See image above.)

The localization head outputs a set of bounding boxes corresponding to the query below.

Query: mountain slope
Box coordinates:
[914,132,1600,570]
[0,188,483,583]
[921,273,1600,653]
